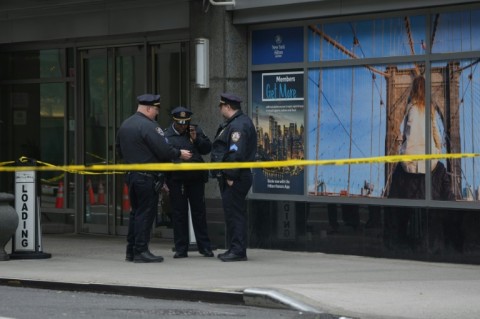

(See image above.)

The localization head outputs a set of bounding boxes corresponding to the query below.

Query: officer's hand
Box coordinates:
[226,179,233,186]
[179,149,192,160]
[161,183,169,194]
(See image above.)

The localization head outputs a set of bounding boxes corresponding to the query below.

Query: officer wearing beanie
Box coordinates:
[163,106,214,258]
[116,94,192,263]
[211,93,257,262]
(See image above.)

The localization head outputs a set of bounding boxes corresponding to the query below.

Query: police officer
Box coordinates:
[116,94,192,263]
[211,93,257,262]
[164,106,214,258]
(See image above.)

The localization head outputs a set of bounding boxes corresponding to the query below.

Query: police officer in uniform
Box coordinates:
[211,93,257,262]
[116,94,192,263]
[164,106,214,258]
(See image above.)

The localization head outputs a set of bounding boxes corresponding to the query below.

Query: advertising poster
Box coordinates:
[306,12,480,201]
[252,71,305,195]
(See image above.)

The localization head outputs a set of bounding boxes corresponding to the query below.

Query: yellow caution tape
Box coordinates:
[10,156,121,175]
[0,153,477,173]
[0,160,16,166]
[40,173,65,184]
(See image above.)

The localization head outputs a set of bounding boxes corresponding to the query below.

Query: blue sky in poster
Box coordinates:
[308,15,426,61]
[305,10,480,198]
[307,66,388,196]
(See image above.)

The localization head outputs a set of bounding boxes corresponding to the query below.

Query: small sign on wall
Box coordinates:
[13,110,27,125]
[277,201,296,240]
[11,92,29,109]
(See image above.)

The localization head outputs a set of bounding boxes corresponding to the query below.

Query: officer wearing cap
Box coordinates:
[164,106,214,258]
[116,94,192,263]
[211,93,257,262]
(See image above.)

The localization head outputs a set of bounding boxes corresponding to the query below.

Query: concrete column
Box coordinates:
[189,2,248,199]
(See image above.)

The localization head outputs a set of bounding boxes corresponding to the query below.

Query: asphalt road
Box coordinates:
[0,285,340,319]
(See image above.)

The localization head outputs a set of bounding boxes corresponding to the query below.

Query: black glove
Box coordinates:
[153,173,165,193]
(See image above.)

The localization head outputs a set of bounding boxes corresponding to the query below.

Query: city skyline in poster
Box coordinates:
[252,71,305,195]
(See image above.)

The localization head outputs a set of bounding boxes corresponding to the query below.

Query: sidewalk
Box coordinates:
[1,233,480,319]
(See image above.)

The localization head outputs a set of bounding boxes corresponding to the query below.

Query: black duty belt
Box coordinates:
[129,172,156,178]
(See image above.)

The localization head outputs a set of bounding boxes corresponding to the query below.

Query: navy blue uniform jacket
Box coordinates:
[116,112,180,164]
[211,110,257,180]
[164,124,212,181]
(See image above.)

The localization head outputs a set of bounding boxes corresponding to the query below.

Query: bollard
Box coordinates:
[10,164,51,259]
[0,193,19,261]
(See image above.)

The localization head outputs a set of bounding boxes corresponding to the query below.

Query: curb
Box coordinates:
[243,287,323,313]
[0,278,339,317]
[0,278,243,305]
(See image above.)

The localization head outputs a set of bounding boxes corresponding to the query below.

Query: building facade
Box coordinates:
[1,0,480,264]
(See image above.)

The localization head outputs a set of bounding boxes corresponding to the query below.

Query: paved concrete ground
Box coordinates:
[1,234,480,319]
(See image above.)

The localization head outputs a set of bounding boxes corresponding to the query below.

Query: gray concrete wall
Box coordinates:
[189,1,248,199]
[0,0,189,44]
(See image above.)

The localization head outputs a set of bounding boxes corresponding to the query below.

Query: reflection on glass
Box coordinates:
[82,46,145,229]
[0,50,63,80]
[154,43,188,129]
[40,50,63,78]
[39,83,65,209]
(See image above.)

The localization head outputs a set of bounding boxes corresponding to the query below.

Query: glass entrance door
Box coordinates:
[0,49,75,228]
[79,41,188,235]
[80,46,145,235]
[152,42,189,128]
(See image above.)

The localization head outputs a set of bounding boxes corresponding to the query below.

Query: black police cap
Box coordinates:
[137,94,161,106]
[171,106,192,124]
[220,93,242,108]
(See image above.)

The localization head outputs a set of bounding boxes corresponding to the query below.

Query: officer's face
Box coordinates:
[148,106,160,120]
[218,102,229,119]
[174,121,188,133]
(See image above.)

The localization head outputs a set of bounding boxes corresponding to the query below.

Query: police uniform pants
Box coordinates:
[126,173,159,254]
[220,171,252,256]
[168,179,211,254]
